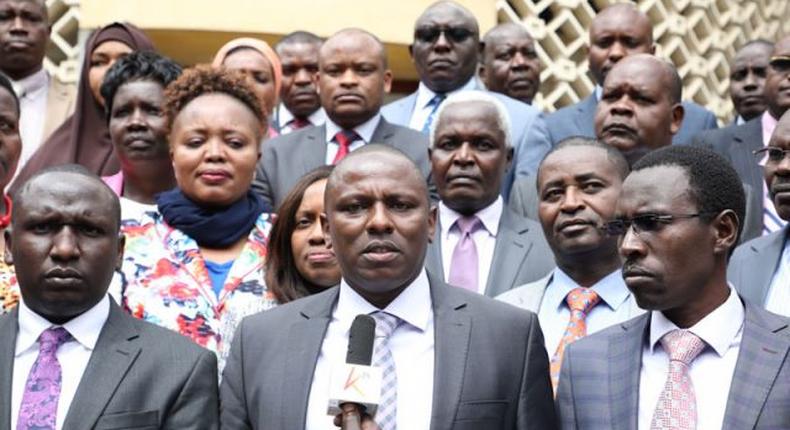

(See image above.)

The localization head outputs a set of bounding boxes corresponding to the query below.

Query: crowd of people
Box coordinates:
[0,0,788,429]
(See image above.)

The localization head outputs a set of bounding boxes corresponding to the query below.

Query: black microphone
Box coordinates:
[346,314,376,365]
[328,314,381,418]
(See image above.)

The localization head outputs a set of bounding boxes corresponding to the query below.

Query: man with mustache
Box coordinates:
[252,28,431,210]
[498,137,644,392]
[221,144,557,430]
[273,31,326,134]
[381,0,551,195]
[424,91,554,296]
[694,36,790,239]
[0,0,75,169]
[728,40,773,126]
[479,23,541,105]
[729,110,790,317]
[557,145,790,429]
[0,165,218,429]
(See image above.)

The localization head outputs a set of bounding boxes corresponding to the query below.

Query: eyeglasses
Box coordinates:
[754,147,790,165]
[414,26,475,44]
[601,212,715,237]
[769,56,790,73]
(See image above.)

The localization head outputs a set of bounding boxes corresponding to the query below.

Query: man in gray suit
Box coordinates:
[221,145,557,429]
[729,110,790,317]
[0,166,218,430]
[498,138,643,391]
[541,3,717,149]
[424,91,553,296]
[694,35,790,240]
[251,28,431,210]
[380,0,551,194]
[558,146,790,429]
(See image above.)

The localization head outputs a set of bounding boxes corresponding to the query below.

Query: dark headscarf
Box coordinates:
[10,22,155,193]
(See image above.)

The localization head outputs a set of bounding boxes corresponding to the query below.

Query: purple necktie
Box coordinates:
[448,216,482,292]
[17,327,72,430]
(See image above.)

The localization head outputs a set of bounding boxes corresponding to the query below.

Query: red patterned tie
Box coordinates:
[289,117,311,130]
[332,130,359,164]
[650,330,706,430]
[550,287,600,393]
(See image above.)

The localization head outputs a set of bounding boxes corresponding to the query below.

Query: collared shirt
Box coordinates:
[408,79,477,131]
[735,115,746,126]
[306,270,435,430]
[538,267,636,356]
[11,69,49,174]
[594,85,603,102]
[277,104,327,135]
[761,111,788,234]
[638,288,744,430]
[323,114,381,164]
[766,230,790,316]
[11,294,110,430]
[439,197,503,294]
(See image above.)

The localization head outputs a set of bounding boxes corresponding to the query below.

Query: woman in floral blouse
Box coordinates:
[118,66,276,371]
[0,73,21,314]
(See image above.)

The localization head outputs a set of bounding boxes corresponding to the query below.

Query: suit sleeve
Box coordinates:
[162,349,219,430]
[516,113,552,179]
[220,319,253,430]
[704,110,719,130]
[250,141,276,210]
[508,175,539,221]
[556,343,577,430]
[517,312,558,430]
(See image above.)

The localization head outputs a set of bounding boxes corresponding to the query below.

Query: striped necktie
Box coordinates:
[370,311,401,430]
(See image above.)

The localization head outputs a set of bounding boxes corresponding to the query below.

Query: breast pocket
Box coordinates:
[94,410,159,429]
[453,400,509,429]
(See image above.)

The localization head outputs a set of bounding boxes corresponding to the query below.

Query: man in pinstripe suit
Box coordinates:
[556,145,790,429]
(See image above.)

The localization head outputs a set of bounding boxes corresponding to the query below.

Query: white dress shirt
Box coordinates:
[439,197,503,295]
[277,104,327,135]
[638,288,744,430]
[408,79,477,131]
[323,114,381,164]
[538,268,637,357]
[765,233,790,316]
[11,294,110,430]
[11,69,49,173]
[306,270,435,430]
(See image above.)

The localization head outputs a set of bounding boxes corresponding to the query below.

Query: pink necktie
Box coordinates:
[17,327,72,430]
[550,287,601,392]
[650,329,706,430]
[289,117,311,130]
[448,216,482,292]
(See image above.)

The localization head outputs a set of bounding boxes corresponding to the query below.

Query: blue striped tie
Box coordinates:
[421,94,446,134]
[370,311,401,430]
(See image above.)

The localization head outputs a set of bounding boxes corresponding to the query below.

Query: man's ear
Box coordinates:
[427,205,438,243]
[115,233,125,271]
[670,103,685,135]
[713,209,739,258]
[4,229,12,266]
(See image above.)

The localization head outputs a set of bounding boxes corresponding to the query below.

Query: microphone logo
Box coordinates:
[344,366,369,396]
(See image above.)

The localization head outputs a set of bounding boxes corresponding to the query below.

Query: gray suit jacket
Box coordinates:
[250,118,431,209]
[728,227,788,307]
[220,273,558,430]
[0,300,218,430]
[556,300,790,429]
[425,207,555,297]
[543,94,718,147]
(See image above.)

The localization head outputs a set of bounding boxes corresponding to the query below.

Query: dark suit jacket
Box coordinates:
[728,226,788,307]
[251,118,431,209]
[220,273,557,430]
[425,207,554,297]
[556,300,790,429]
[0,301,218,430]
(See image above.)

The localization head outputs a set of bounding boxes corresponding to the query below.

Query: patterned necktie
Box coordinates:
[17,327,72,430]
[447,216,483,292]
[420,94,446,134]
[650,330,706,430]
[550,287,600,392]
[370,311,401,430]
[332,130,360,164]
[289,117,311,130]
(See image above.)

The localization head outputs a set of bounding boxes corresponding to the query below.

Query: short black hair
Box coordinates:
[632,145,745,249]
[540,136,630,180]
[665,60,683,105]
[275,31,323,53]
[100,51,183,122]
[0,72,20,116]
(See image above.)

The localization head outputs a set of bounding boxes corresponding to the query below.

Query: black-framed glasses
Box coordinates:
[601,212,716,237]
[769,55,790,73]
[414,26,475,44]
[754,147,790,164]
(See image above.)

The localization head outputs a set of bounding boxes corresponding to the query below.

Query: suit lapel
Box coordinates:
[62,302,142,430]
[575,94,598,136]
[608,314,647,430]
[303,125,327,171]
[732,120,764,202]
[279,288,337,429]
[722,302,790,429]
[371,118,396,144]
[425,217,445,282]
[429,275,471,430]
[0,311,18,430]
[485,209,531,297]
[747,230,786,305]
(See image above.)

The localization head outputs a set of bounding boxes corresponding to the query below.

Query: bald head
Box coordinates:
[417,1,478,34]
[481,23,540,103]
[765,35,790,119]
[321,28,387,68]
[588,3,654,85]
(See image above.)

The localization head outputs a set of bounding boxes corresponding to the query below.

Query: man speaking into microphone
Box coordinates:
[220,145,557,429]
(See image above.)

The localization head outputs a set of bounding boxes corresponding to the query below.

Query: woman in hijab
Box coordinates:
[212,38,281,138]
[10,22,155,192]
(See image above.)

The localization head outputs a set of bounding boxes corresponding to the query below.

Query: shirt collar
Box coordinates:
[11,68,48,98]
[648,286,744,357]
[325,113,382,145]
[762,111,779,147]
[415,78,478,110]
[594,85,603,102]
[439,196,503,239]
[545,267,631,312]
[16,294,110,357]
[336,268,432,333]
[735,115,746,126]
[277,104,327,128]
